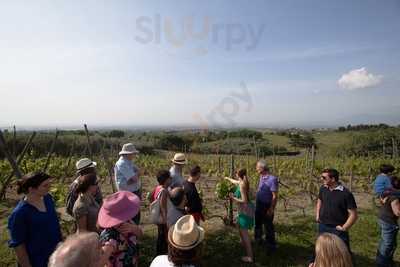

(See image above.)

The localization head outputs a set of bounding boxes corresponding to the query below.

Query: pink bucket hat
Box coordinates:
[98,191,140,228]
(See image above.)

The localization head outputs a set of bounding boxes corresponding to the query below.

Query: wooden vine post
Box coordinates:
[308,145,316,203]
[43,130,59,173]
[109,141,118,192]
[0,131,36,199]
[253,136,259,160]
[349,166,354,193]
[84,124,93,159]
[273,145,277,174]
[13,125,17,158]
[63,137,76,182]
[228,154,234,225]
[246,153,250,173]
[0,130,22,179]
[102,138,117,193]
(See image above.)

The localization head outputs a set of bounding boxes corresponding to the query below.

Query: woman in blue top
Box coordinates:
[8,172,62,267]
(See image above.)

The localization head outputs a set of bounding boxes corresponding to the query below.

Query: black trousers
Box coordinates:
[132,189,142,225]
[254,200,276,249]
[156,224,168,255]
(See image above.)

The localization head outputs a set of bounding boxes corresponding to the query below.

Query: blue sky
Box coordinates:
[0,0,399,128]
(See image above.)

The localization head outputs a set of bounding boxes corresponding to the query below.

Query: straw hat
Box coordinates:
[76,158,97,171]
[97,191,140,228]
[171,153,187,165]
[168,215,205,250]
[119,143,139,156]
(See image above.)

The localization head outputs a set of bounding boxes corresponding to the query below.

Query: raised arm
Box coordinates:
[224,177,240,185]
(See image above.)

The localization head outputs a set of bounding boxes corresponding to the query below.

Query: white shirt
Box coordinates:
[150,255,195,267]
[169,165,184,188]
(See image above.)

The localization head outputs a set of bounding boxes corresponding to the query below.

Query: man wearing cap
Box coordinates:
[66,158,103,217]
[114,143,141,224]
[169,153,187,189]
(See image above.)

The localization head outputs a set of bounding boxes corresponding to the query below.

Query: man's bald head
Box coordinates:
[48,232,103,267]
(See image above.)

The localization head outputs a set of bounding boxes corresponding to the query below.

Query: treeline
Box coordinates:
[0,128,294,159]
[335,128,400,157]
[336,124,397,132]
[0,131,155,160]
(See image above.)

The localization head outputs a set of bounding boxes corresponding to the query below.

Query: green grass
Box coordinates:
[314,131,353,155]
[136,209,391,267]
[263,133,292,150]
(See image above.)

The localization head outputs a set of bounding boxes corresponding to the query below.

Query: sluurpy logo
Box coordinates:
[134,14,266,58]
[193,81,253,130]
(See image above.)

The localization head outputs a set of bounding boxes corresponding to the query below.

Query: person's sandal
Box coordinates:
[241,256,253,263]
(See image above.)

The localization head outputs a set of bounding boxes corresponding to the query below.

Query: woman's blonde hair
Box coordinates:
[314,233,352,267]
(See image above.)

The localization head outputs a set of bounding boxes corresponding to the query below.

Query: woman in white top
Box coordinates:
[150,215,204,267]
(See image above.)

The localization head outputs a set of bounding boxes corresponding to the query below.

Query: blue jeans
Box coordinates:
[376,219,399,267]
[255,200,276,250]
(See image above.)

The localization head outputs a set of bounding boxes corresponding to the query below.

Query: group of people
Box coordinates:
[5,141,399,267]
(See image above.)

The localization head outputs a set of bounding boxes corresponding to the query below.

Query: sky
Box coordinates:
[0,0,399,129]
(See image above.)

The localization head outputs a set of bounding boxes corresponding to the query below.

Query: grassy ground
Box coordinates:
[314,131,353,155]
[263,133,292,150]
[137,209,386,267]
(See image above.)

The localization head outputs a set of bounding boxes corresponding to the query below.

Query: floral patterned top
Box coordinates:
[99,226,138,267]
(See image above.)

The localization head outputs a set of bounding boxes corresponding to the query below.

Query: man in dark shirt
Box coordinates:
[183,165,203,224]
[316,168,358,253]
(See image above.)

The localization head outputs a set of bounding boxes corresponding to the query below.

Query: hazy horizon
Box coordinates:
[1,1,399,128]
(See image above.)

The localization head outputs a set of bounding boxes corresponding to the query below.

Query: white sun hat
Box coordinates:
[171,153,187,165]
[76,158,97,171]
[168,215,205,250]
[119,143,139,155]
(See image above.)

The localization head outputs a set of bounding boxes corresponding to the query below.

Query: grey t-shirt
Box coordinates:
[167,205,186,228]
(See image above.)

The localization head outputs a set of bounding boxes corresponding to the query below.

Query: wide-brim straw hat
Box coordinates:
[97,191,140,228]
[168,215,205,250]
[119,143,139,156]
[171,153,187,165]
[76,158,97,171]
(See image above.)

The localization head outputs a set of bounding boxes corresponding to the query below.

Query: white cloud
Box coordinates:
[338,67,383,90]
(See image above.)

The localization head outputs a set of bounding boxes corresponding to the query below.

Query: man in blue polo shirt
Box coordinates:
[255,160,279,252]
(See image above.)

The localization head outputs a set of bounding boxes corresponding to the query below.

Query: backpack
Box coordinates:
[150,188,165,224]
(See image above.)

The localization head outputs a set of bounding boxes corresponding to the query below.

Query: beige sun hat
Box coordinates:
[76,158,97,171]
[168,215,205,250]
[171,153,187,165]
[119,143,139,155]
